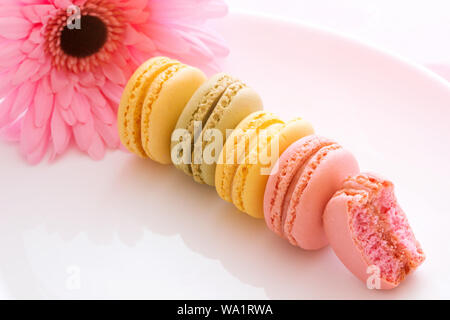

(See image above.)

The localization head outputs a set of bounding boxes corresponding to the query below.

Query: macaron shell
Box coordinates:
[324,194,397,290]
[285,147,360,250]
[192,86,263,186]
[235,119,314,218]
[142,66,207,164]
[231,122,285,212]
[172,73,235,174]
[118,57,178,157]
[215,111,283,202]
[263,135,335,237]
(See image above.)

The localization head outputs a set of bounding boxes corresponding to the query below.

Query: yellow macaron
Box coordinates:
[215,111,284,202]
[216,113,314,218]
[118,56,207,164]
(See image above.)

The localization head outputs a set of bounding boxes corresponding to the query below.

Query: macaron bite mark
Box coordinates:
[323,173,425,289]
[172,73,263,186]
[264,135,359,250]
[118,56,207,164]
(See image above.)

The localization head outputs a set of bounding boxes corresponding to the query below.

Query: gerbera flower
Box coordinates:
[0,0,229,164]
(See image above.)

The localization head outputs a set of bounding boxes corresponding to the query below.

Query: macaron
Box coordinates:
[218,115,314,219]
[264,135,359,250]
[118,56,207,164]
[215,111,284,202]
[171,73,263,186]
[323,173,426,289]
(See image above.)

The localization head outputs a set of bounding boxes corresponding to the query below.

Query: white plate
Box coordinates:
[0,12,449,299]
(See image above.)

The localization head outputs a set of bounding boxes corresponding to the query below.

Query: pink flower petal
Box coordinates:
[32,60,51,81]
[50,68,69,93]
[0,75,13,97]
[79,87,106,108]
[71,91,90,123]
[12,59,40,85]
[20,39,37,54]
[123,25,141,46]
[144,25,190,54]
[121,0,148,11]
[0,5,22,18]
[53,0,73,9]
[0,88,18,127]
[102,63,126,85]
[95,120,120,149]
[33,77,54,127]
[88,133,106,160]
[32,5,56,23]
[25,128,50,165]
[0,17,31,40]
[78,72,96,87]
[51,107,70,154]
[59,107,77,126]
[73,118,95,151]
[28,27,42,44]
[101,80,123,106]
[0,41,24,67]
[0,120,21,142]
[133,32,157,53]
[20,106,48,154]
[56,84,74,109]
[28,42,45,60]
[123,9,150,24]
[92,103,115,125]
[21,5,41,24]
[10,81,36,120]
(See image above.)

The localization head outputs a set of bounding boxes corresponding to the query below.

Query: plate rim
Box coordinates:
[226,10,450,92]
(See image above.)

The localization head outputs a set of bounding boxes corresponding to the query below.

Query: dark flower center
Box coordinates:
[60,15,108,58]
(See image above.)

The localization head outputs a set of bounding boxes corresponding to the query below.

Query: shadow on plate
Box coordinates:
[108,157,424,299]
[0,156,425,299]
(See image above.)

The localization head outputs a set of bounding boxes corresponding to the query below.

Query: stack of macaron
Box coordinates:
[118,56,425,289]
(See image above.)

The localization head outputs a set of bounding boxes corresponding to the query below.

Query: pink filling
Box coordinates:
[350,187,425,284]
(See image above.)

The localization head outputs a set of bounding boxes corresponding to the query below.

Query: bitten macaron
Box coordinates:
[216,112,314,219]
[323,173,425,289]
[118,56,207,164]
[264,135,359,250]
[171,73,263,186]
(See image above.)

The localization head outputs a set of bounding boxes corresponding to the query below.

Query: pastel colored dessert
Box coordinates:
[171,73,263,186]
[323,173,425,289]
[264,135,359,250]
[216,112,314,219]
[216,111,284,202]
[118,56,207,164]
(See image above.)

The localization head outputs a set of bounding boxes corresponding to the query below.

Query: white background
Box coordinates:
[228,0,450,65]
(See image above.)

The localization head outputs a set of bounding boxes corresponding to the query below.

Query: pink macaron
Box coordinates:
[264,135,360,250]
[323,173,426,289]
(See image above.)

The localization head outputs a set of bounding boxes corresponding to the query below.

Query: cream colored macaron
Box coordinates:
[216,115,314,219]
[215,111,284,202]
[232,118,314,218]
[118,56,207,164]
